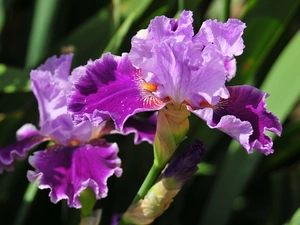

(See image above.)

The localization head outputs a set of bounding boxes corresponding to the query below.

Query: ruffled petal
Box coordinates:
[68,53,164,130]
[31,54,96,144]
[117,113,157,144]
[16,123,40,141]
[30,54,73,131]
[37,54,73,82]
[27,140,122,208]
[130,10,194,68]
[148,10,194,41]
[0,126,48,173]
[195,18,246,57]
[194,18,246,80]
[193,85,282,155]
[132,40,228,107]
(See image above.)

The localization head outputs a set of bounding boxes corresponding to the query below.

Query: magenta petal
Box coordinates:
[68,53,164,130]
[16,124,40,141]
[118,113,157,144]
[27,140,122,208]
[194,85,282,155]
[0,128,48,173]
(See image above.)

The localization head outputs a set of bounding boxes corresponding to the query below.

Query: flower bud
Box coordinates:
[154,105,190,167]
[123,140,206,224]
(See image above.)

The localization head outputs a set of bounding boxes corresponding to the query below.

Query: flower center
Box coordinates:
[199,101,217,109]
[142,82,157,92]
[68,139,81,146]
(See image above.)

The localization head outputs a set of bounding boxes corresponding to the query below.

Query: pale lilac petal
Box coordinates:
[16,123,40,141]
[27,140,122,208]
[130,10,194,68]
[38,54,73,82]
[30,54,73,131]
[46,115,93,146]
[148,10,194,41]
[69,65,87,84]
[224,57,236,81]
[194,18,246,80]
[68,53,164,130]
[31,54,96,144]
[193,85,282,155]
[135,40,228,107]
[0,132,48,173]
[195,18,246,57]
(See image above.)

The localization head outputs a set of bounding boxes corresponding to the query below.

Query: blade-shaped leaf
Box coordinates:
[0,64,30,93]
[25,0,59,69]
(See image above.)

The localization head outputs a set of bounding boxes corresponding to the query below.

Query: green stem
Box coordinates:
[118,163,163,225]
[178,0,184,12]
[132,162,163,204]
[13,181,38,225]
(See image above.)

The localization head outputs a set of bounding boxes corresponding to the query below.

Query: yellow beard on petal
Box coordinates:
[142,82,157,92]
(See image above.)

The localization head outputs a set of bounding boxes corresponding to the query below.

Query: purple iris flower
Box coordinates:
[0,54,157,208]
[68,10,282,155]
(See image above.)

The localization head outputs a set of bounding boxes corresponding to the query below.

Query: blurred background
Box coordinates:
[0,0,300,224]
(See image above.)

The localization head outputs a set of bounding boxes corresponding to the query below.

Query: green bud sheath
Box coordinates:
[154,104,190,167]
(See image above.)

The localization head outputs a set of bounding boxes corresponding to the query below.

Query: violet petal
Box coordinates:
[194,85,282,155]
[27,140,122,208]
[68,53,164,130]
[0,128,48,173]
[164,140,206,186]
[118,113,157,144]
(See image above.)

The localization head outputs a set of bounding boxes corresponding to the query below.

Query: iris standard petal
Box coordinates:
[194,18,246,81]
[130,10,194,68]
[37,54,73,83]
[30,55,73,131]
[195,18,246,57]
[68,53,164,130]
[27,139,122,208]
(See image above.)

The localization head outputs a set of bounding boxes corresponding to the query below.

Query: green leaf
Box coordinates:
[102,0,152,54]
[25,0,59,69]
[0,0,5,35]
[13,182,38,225]
[234,0,300,85]
[0,64,31,93]
[285,208,300,225]
[198,28,300,225]
[53,8,113,66]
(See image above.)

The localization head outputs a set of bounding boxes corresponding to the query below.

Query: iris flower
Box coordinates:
[0,54,156,208]
[68,10,282,155]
